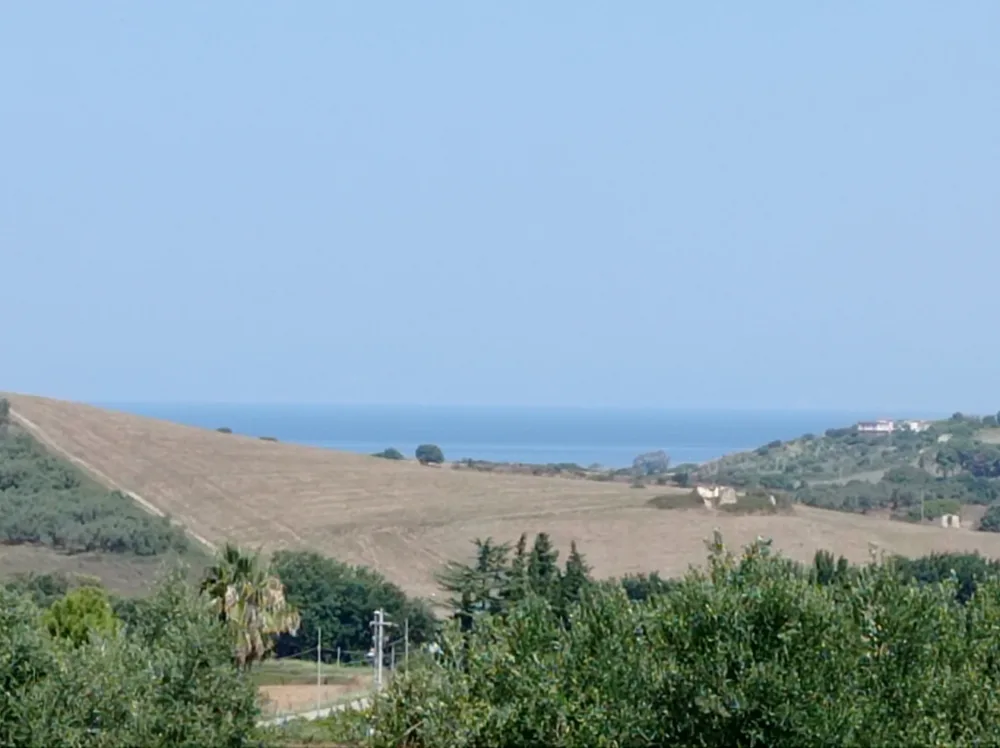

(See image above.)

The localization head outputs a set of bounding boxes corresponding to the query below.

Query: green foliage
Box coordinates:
[891,551,1000,604]
[258,435,279,442]
[3,571,73,608]
[43,585,120,647]
[979,504,1000,532]
[700,423,945,491]
[270,549,436,660]
[647,492,704,510]
[415,443,445,464]
[0,572,259,747]
[619,571,679,601]
[369,537,1000,748]
[373,446,405,460]
[200,543,300,670]
[631,450,670,476]
[0,398,9,429]
[436,533,594,628]
[0,429,189,556]
[215,426,233,433]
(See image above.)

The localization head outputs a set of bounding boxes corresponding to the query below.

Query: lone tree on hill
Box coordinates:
[415,444,445,465]
[632,450,670,477]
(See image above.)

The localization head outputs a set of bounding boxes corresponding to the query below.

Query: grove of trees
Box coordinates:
[270,549,436,661]
[368,536,1000,747]
[0,426,190,556]
[0,570,260,747]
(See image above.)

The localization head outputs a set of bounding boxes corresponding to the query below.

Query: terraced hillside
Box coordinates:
[8,393,1000,598]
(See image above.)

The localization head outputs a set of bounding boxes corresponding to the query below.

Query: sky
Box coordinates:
[1,3,998,412]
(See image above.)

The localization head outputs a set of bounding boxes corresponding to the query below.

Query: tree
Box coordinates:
[632,450,670,477]
[200,543,300,670]
[503,533,530,606]
[1,570,260,746]
[270,549,435,661]
[415,444,445,465]
[371,537,1000,748]
[980,505,1000,533]
[373,447,405,460]
[436,538,511,628]
[527,532,560,602]
[0,398,9,432]
[42,585,120,647]
[559,541,592,611]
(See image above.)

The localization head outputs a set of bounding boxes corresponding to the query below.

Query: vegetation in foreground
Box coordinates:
[363,535,1000,748]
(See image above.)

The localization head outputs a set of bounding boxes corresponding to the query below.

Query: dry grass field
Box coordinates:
[9,393,1000,599]
[0,544,187,595]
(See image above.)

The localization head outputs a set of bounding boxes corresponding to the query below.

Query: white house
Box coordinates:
[857,419,896,433]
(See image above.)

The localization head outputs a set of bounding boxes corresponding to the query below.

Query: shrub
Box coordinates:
[369,537,1000,748]
[647,492,703,510]
[0,574,259,746]
[258,435,279,442]
[43,586,120,647]
[980,505,1000,532]
[415,444,445,465]
[373,447,405,460]
[215,426,232,434]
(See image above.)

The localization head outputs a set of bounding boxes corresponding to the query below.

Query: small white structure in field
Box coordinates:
[768,494,777,507]
[694,485,738,508]
[694,485,718,509]
[940,514,961,529]
[718,487,738,505]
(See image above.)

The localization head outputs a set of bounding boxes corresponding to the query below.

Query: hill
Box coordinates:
[0,401,202,593]
[689,414,1000,525]
[8,394,1000,599]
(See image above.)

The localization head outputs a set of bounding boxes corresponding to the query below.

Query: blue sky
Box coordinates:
[2,3,997,411]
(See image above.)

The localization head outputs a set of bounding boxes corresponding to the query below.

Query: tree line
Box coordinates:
[368,535,1000,748]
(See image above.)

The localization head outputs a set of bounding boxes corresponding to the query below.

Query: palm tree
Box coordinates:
[200,543,300,670]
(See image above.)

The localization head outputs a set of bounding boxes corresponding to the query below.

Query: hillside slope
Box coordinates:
[9,394,1000,598]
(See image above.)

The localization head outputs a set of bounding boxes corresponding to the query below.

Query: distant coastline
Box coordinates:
[97,403,893,468]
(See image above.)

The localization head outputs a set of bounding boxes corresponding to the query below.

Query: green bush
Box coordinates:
[215,426,232,434]
[369,538,1000,747]
[373,447,405,460]
[980,505,1000,532]
[647,492,704,510]
[415,444,445,465]
[0,573,259,746]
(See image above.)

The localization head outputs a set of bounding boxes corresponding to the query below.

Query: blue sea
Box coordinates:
[101,404,882,468]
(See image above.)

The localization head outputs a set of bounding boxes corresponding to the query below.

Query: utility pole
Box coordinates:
[370,609,395,691]
[316,626,322,713]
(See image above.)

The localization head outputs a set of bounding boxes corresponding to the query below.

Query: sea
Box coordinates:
[101,404,883,468]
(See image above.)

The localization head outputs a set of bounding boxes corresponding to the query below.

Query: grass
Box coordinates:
[251,659,364,688]
[10,393,1000,599]
[0,544,198,596]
